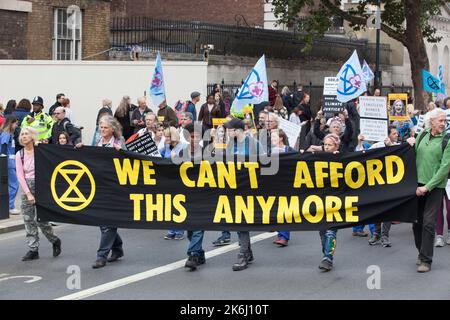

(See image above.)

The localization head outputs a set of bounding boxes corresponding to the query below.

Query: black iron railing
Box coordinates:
[110,17,391,64]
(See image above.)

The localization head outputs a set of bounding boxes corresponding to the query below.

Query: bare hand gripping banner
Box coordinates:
[36,144,418,231]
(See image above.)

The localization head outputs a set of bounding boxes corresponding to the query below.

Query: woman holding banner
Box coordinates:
[90,115,126,269]
[316,133,341,271]
[407,108,450,273]
[16,127,62,261]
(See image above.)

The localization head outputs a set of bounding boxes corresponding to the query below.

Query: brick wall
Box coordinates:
[0,10,28,59]
[111,0,264,27]
[27,0,111,60]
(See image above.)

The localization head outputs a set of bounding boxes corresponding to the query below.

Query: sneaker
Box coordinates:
[434,235,445,247]
[52,238,62,257]
[352,230,368,237]
[417,262,431,273]
[274,238,288,247]
[446,233,450,245]
[212,236,231,246]
[368,234,381,245]
[107,251,124,262]
[164,233,175,240]
[9,208,20,215]
[22,250,39,261]
[184,255,205,271]
[381,236,392,248]
[92,259,106,269]
[318,258,333,272]
[232,253,248,271]
[174,234,185,240]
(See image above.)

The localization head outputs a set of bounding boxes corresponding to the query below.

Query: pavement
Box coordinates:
[1,221,450,300]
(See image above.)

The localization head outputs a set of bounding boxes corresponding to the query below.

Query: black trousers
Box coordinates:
[413,187,444,265]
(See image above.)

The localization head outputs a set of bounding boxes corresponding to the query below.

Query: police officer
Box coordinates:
[21,96,53,142]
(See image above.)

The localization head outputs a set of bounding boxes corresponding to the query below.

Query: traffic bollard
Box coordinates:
[0,155,9,220]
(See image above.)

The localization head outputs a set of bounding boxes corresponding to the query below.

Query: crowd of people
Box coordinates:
[1,82,450,274]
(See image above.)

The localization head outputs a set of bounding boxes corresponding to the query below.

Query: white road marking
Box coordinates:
[55,232,276,300]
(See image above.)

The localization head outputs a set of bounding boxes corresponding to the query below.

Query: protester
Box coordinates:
[281,86,294,114]
[131,97,153,133]
[435,195,450,247]
[178,112,193,144]
[198,94,222,129]
[49,107,80,144]
[316,133,341,271]
[114,95,137,141]
[153,123,165,151]
[407,108,450,273]
[16,127,61,261]
[0,115,20,215]
[222,89,233,117]
[14,98,32,125]
[271,129,297,246]
[289,106,302,125]
[215,92,226,117]
[157,101,178,128]
[223,118,259,271]
[85,115,126,269]
[268,80,278,106]
[273,94,289,120]
[57,132,72,146]
[5,100,17,115]
[184,91,200,120]
[184,123,208,270]
[21,96,53,142]
[160,126,187,240]
[366,126,400,247]
[49,93,65,117]
[61,98,73,122]
[136,113,158,139]
[298,93,312,123]
[292,84,304,107]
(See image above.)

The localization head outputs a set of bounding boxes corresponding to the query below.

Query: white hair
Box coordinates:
[268,112,280,126]
[424,108,446,129]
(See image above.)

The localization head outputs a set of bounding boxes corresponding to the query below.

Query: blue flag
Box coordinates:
[422,69,445,94]
[231,55,269,113]
[150,52,166,108]
[362,60,374,83]
[336,50,367,103]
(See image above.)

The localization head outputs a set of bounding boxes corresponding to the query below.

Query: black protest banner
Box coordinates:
[36,144,418,231]
[126,133,160,157]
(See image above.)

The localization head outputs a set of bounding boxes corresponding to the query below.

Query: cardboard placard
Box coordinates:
[125,133,161,157]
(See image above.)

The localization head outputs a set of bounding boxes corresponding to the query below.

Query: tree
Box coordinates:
[270,0,446,110]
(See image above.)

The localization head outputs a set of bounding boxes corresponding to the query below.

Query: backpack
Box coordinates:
[63,120,82,144]
[173,100,188,126]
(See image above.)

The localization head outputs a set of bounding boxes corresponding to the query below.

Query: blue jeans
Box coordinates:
[8,163,18,209]
[187,231,205,257]
[352,224,375,234]
[319,229,337,261]
[167,229,184,236]
[97,227,123,261]
[277,231,290,241]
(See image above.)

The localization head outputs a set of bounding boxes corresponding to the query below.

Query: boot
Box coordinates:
[184,255,205,270]
[22,250,39,261]
[232,253,248,271]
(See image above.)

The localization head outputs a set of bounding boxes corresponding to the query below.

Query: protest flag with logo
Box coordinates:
[150,52,166,108]
[336,50,367,103]
[422,69,445,94]
[231,55,269,113]
[362,60,375,83]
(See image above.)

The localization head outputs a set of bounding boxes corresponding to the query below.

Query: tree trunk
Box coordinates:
[404,0,430,111]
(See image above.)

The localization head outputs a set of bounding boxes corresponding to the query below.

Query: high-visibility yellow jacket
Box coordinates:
[21,112,54,141]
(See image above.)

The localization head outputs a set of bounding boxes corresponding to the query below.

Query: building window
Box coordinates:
[52,8,82,60]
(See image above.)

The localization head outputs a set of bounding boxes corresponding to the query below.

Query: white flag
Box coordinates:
[336,50,367,103]
[362,60,375,83]
[149,52,166,108]
[232,55,269,112]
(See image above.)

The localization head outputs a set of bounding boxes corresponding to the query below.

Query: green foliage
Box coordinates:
[269,0,445,45]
